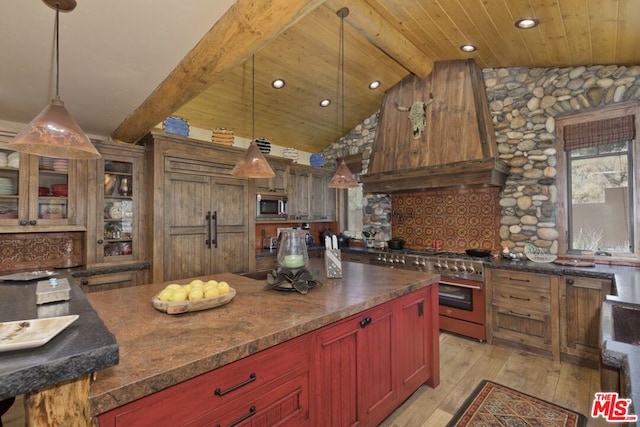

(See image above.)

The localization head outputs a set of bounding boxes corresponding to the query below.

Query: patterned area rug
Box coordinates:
[447,380,587,427]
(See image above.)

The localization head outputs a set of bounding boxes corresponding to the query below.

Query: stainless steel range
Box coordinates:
[368,250,487,341]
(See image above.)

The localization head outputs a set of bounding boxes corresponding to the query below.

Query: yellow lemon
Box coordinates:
[182,283,193,294]
[165,283,183,291]
[204,287,220,298]
[217,281,230,295]
[157,289,174,302]
[172,289,188,302]
[190,279,204,286]
[206,279,218,287]
[189,288,204,300]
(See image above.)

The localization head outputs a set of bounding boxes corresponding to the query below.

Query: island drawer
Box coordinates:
[100,335,309,426]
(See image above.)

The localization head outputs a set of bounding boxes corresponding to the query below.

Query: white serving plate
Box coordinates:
[0,315,79,352]
[0,270,58,282]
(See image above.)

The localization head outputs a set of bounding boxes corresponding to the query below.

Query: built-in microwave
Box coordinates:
[256,194,287,220]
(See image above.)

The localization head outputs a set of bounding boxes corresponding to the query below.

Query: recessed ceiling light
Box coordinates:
[368,80,381,90]
[515,18,539,29]
[319,99,331,107]
[271,79,285,89]
[460,44,477,52]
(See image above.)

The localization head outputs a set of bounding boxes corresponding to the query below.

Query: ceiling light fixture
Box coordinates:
[369,80,381,90]
[271,79,285,89]
[231,55,275,178]
[319,99,331,107]
[515,18,539,29]
[8,0,100,159]
[460,44,477,52]
[328,8,358,189]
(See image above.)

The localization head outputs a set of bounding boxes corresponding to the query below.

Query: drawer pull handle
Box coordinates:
[509,295,530,301]
[508,277,530,283]
[359,316,372,328]
[228,405,256,427]
[509,310,531,318]
[214,372,256,396]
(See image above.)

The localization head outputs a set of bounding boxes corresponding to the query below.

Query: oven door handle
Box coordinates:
[439,280,482,290]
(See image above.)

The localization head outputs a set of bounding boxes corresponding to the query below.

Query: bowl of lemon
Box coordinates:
[152,279,235,314]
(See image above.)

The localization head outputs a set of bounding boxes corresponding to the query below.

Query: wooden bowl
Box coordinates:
[152,288,236,315]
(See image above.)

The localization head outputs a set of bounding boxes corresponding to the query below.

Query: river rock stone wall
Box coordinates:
[485,65,640,254]
[321,65,640,252]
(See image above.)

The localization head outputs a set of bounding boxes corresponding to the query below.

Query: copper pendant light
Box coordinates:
[8,0,100,160]
[231,55,275,178]
[328,7,358,189]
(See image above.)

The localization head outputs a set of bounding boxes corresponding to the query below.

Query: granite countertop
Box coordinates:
[0,272,119,401]
[86,259,440,417]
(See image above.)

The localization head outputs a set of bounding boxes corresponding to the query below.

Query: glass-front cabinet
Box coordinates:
[86,140,146,265]
[0,129,83,230]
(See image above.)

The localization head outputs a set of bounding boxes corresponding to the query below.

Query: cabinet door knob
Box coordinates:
[81,280,88,286]
[29,220,37,226]
[19,220,28,226]
[359,316,372,328]
[97,239,104,245]
[566,279,575,285]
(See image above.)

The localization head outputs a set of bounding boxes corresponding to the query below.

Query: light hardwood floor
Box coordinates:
[2,333,612,426]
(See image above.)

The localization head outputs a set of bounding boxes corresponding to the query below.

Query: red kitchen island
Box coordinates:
[88,260,440,426]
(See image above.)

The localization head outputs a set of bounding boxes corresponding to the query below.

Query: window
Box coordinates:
[557,105,639,260]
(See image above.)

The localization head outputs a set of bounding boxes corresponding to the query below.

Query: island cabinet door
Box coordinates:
[395,285,439,401]
[312,301,397,427]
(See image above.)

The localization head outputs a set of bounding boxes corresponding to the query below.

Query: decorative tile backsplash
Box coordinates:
[0,232,84,271]
[392,187,501,253]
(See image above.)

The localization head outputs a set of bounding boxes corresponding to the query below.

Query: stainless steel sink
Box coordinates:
[612,303,640,346]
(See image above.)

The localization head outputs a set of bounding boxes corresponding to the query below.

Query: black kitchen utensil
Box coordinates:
[387,238,405,250]
[465,248,492,258]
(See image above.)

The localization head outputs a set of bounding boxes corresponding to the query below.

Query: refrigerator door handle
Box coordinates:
[205,211,212,248]
[212,211,218,248]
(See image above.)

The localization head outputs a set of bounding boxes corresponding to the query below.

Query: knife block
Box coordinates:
[324,249,342,278]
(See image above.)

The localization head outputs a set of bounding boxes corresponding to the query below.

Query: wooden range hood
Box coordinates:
[361,59,508,193]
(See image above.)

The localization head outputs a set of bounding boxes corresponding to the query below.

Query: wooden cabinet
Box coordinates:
[255,254,277,271]
[97,335,310,427]
[254,157,289,194]
[86,140,147,269]
[288,165,310,220]
[312,286,438,427]
[485,268,560,361]
[560,275,612,365]
[288,165,336,221]
[145,133,251,283]
[0,128,86,232]
[310,169,336,221]
[78,271,147,293]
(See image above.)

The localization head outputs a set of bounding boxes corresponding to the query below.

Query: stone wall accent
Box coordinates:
[320,65,640,253]
[485,65,640,254]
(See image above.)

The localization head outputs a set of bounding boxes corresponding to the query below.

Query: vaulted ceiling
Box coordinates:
[2,0,639,154]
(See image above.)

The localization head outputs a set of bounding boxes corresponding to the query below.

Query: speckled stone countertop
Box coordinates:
[86,259,439,417]
[0,272,118,401]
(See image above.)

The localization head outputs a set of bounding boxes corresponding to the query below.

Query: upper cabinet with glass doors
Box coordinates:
[85,140,146,266]
[0,128,85,231]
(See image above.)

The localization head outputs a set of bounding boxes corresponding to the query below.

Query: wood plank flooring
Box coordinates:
[2,333,611,426]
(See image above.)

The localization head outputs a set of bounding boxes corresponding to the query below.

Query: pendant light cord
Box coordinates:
[55,4,60,98]
[340,12,345,132]
[252,54,255,141]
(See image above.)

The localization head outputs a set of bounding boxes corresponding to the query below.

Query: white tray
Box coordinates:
[0,270,57,282]
[0,315,78,352]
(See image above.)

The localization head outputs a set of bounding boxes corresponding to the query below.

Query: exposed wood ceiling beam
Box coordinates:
[111,0,327,143]
[325,0,433,78]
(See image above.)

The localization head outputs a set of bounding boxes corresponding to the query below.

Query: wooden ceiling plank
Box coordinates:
[111,0,327,143]
[615,0,640,64]
[324,0,434,78]
[556,0,593,65]
[528,0,573,66]
[588,0,619,64]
